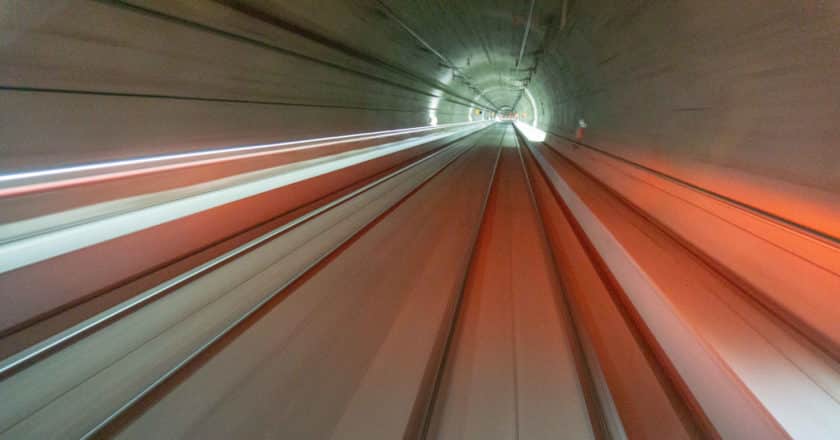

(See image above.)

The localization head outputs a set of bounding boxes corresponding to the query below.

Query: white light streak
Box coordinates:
[0,121,481,194]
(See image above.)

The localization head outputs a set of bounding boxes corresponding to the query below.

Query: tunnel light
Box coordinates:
[523,88,539,128]
[514,121,546,142]
[428,95,440,126]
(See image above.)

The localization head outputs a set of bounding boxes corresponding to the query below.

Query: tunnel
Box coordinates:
[1,0,839,438]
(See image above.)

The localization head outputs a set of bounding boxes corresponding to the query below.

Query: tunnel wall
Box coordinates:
[0,0,476,171]
[539,0,840,196]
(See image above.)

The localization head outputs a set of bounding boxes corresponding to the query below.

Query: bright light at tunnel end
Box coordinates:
[514,121,546,142]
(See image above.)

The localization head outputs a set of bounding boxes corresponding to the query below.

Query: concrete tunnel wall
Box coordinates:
[538,0,840,195]
[1,0,838,207]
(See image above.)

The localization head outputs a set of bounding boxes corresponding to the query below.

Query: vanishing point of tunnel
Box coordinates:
[1,1,839,439]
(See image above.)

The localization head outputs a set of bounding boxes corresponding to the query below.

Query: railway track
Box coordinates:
[1,123,838,439]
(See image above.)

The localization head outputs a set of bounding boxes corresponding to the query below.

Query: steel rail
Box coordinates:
[416,129,503,439]
[514,131,624,440]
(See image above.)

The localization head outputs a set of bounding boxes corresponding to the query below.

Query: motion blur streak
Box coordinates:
[0,124,488,273]
[1,1,839,439]
[0,121,480,197]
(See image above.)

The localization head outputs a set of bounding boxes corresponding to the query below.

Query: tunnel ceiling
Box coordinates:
[211,0,576,124]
